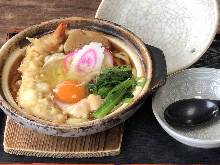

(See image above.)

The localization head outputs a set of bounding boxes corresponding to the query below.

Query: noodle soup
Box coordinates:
[5,22,145,124]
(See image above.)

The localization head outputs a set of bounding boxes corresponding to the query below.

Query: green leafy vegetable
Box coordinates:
[92,78,136,119]
[88,65,147,119]
[88,65,133,98]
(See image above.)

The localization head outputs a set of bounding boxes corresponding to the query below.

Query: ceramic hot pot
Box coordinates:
[0,17,166,137]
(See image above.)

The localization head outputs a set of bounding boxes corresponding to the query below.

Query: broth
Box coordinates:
[5,28,142,124]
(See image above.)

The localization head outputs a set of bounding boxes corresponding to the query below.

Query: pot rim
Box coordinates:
[0,17,152,130]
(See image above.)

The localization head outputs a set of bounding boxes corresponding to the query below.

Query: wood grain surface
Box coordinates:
[0,0,101,46]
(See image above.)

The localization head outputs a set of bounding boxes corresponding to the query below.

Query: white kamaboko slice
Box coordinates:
[68,42,105,76]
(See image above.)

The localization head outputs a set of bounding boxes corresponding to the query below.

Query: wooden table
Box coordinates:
[1,1,220,164]
[0,0,101,46]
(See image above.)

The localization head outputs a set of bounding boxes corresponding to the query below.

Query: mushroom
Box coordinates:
[64,29,111,53]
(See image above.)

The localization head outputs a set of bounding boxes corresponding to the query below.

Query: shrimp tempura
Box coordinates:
[17,22,67,123]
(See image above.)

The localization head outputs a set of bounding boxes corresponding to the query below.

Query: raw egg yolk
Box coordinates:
[54,80,87,104]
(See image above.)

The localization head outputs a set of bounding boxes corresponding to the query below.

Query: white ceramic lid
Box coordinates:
[96,0,219,74]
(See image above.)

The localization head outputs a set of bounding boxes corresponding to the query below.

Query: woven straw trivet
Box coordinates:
[3,118,123,158]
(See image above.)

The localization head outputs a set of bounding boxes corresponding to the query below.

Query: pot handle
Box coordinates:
[145,44,167,92]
